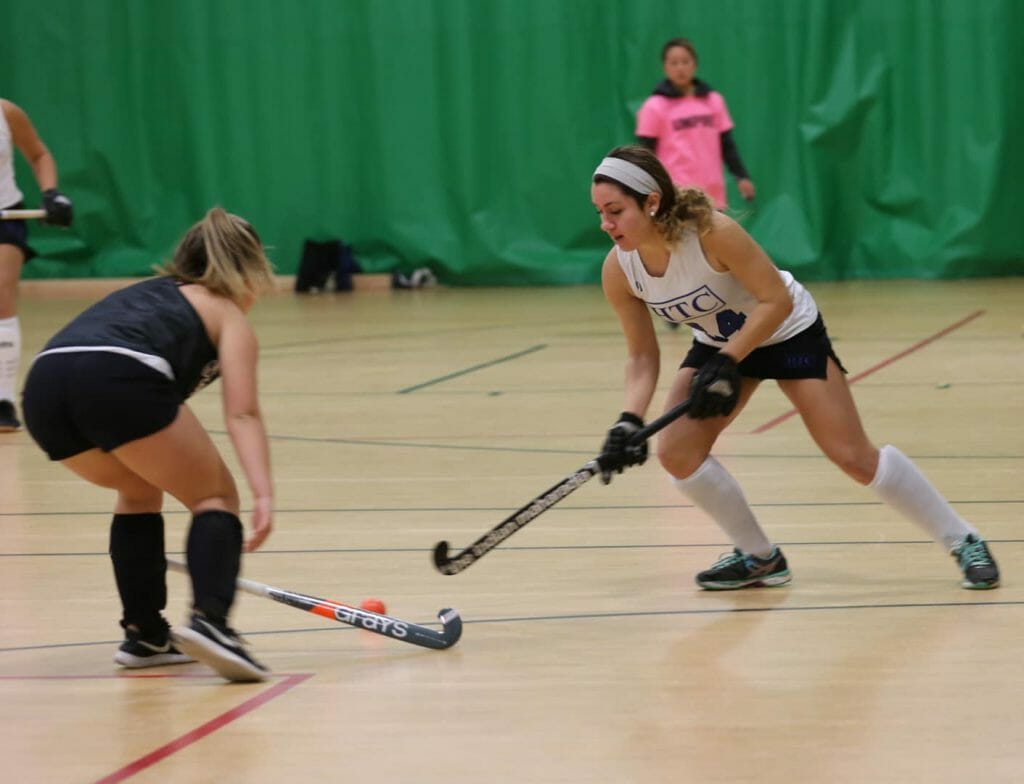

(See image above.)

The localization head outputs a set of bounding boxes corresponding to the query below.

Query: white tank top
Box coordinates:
[0,103,25,209]
[615,228,819,347]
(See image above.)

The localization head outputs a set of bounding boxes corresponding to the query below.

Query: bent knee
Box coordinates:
[657,448,708,479]
[190,487,241,516]
[825,446,879,485]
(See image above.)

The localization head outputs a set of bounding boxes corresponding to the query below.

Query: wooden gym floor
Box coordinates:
[1,276,1022,783]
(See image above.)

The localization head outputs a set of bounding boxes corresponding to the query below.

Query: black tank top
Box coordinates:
[43,276,220,399]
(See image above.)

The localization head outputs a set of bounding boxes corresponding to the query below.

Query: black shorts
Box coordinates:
[681,314,847,380]
[0,201,37,261]
[22,351,182,461]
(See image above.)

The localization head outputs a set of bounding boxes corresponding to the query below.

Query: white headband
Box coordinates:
[593,157,661,195]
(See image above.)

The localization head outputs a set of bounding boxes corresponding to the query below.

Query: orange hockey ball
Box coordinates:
[360,598,387,614]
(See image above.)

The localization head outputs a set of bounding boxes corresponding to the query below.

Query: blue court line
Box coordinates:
[396,344,547,394]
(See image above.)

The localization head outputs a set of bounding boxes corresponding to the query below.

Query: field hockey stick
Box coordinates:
[0,209,46,220]
[432,397,693,575]
[166,559,462,650]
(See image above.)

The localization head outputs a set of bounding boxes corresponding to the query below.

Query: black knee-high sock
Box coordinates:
[186,510,243,623]
[109,513,167,636]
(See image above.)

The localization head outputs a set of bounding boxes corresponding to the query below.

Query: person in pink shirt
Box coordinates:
[635,38,755,210]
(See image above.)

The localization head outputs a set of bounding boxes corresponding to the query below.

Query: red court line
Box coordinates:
[0,673,222,680]
[94,673,313,783]
[751,309,985,434]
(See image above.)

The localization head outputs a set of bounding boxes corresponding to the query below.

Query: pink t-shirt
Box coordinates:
[636,91,734,208]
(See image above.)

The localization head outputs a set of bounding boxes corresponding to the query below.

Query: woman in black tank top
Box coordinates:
[22,207,280,682]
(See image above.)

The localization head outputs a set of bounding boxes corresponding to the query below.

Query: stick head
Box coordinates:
[436,607,463,647]
[432,541,458,575]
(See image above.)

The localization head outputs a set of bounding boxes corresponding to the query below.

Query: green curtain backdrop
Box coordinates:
[3,0,1022,284]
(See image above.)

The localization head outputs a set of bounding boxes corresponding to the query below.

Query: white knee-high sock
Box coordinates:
[869,444,976,549]
[0,316,20,403]
[671,456,774,557]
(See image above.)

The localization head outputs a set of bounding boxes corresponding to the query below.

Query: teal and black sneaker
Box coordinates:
[696,547,791,590]
[951,534,999,590]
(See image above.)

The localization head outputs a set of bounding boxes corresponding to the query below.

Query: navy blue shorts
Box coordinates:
[22,352,182,460]
[681,314,847,380]
[0,201,37,261]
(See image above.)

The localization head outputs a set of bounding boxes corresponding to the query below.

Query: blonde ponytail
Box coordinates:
[161,208,275,305]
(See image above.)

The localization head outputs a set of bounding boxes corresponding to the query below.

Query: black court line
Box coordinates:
[249,432,582,454]
[206,428,1024,461]
[259,314,609,355]
[396,344,547,394]
[4,499,1019,524]
[3,536,1023,559]
[1,599,1020,656]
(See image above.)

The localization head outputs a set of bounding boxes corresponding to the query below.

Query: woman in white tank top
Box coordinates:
[590,145,999,591]
[0,98,74,431]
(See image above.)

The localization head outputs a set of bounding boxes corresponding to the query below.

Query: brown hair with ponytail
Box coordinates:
[593,145,715,242]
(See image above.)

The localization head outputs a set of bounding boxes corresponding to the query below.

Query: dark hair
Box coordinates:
[661,38,698,63]
[592,145,714,238]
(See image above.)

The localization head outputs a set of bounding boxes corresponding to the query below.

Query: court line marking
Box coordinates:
[396,344,547,394]
[464,600,1024,624]
[92,672,313,784]
[201,429,1024,460]
[752,309,986,433]
[3,532,1024,560]
[3,599,1020,658]
[260,315,603,354]
[3,495,1021,526]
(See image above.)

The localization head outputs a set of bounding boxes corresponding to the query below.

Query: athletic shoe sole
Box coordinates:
[696,571,792,590]
[114,650,196,668]
[962,577,999,590]
[172,626,268,683]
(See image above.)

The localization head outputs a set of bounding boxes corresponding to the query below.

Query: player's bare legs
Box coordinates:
[658,368,790,588]
[780,359,998,588]
[0,245,24,431]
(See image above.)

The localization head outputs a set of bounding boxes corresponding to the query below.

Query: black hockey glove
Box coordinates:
[598,412,648,485]
[42,189,73,227]
[689,353,741,419]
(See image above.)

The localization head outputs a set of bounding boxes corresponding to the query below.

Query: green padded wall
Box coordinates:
[3,0,1022,284]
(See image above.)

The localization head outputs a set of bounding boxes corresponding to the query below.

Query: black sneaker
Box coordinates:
[0,400,21,432]
[951,534,999,590]
[115,626,195,669]
[172,614,268,683]
[696,547,792,590]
